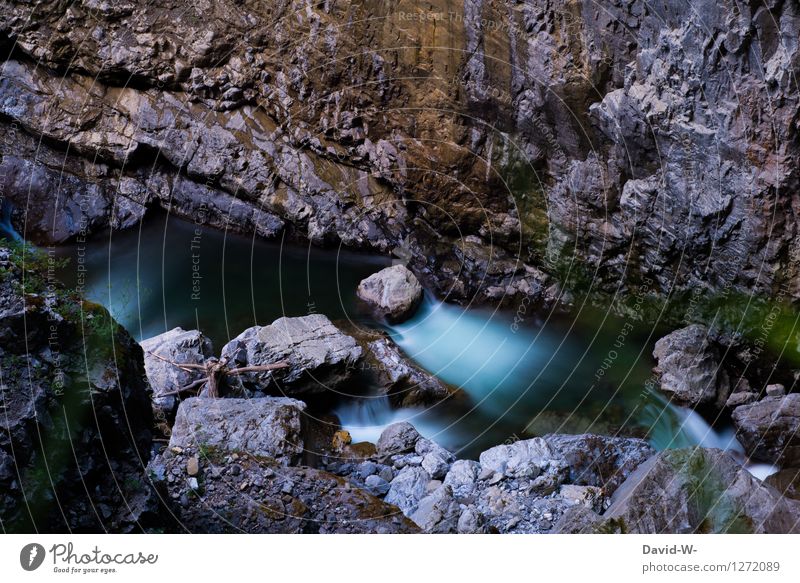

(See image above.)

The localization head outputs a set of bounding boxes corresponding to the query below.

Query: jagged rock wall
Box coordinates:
[1,0,798,303]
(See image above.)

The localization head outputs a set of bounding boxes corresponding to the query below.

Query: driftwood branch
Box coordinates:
[159,378,208,397]
[146,350,206,372]
[228,362,289,375]
[145,349,288,399]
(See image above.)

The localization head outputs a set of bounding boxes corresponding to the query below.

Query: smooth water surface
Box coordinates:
[55,211,389,347]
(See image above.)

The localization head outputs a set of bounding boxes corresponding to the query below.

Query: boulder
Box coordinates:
[148,446,418,533]
[168,397,307,465]
[732,394,800,466]
[376,422,421,457]
[443,460,481,498]
[653,325,730,408]
[384,466,431,515]
[365,338,455,407]
[544,434,655,494]
[356,265,423,322]
[478,437,568,486]
[221,314,362,394]
[604,448,800,533]
[410,485,461,533]
[141,327,214,420]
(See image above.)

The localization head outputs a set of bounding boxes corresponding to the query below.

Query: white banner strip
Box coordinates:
[1,534,798,582]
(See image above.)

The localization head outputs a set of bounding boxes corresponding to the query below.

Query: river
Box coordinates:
[52,212,775,476]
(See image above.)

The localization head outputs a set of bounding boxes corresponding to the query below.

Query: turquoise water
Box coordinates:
[340,296,687,456]
[51,212,770,470]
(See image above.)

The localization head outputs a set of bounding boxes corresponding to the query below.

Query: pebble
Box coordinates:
[187,477,199,490]
[766,383,786,397]
[186,456,200,476]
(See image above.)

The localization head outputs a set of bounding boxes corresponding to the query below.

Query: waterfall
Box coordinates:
[335,394,458,448]
[640,391,778,479]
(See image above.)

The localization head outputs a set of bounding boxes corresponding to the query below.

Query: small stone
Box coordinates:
[357,461,378,478]
[421,452,450,479]
[187,477,199,490]
[171,446,183,454]
[365,474,390,496]
[488,472,504,485]
[766,384,786,397]
[186,456,200,476]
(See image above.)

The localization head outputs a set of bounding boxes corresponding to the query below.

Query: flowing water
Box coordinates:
[49,212,776,474]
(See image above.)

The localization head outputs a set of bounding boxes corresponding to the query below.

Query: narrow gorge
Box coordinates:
[1,0,800,535]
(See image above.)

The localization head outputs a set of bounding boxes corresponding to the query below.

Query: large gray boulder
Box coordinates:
[410,485,461,533]
[221,314,362,394]
[357,265,423,322]
[653,325,730,408]
[732,394,800,466]
[168,397,307,465]
[605,448,800,533]
[141,327,214,420]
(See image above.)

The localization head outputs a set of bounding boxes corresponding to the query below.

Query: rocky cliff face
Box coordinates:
[1,0,798,304]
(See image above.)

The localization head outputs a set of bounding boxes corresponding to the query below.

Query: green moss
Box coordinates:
[497,150,550,263]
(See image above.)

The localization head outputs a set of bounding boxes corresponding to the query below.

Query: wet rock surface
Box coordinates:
[221,315,362,395]
[603,448,800,534]
[732,394,800,466]
[365,338,456,407]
